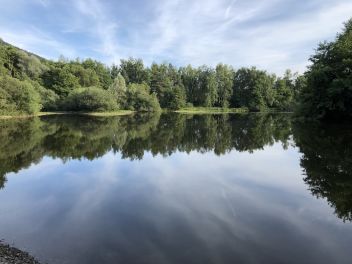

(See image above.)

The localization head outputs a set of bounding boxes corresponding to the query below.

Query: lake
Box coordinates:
[0,113,351,264]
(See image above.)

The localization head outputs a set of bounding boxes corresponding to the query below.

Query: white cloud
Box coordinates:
[72,0,121,64]
[0,27,76,59]
[1,0,352,74]
[140,0,352,74]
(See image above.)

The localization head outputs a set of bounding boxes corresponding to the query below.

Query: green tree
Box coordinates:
[0,76,41,114]
[180,65,198,106]
[150,63,172,107]
[232,67,275,111]
[42,66,80,97]
[165,84,186,110]
[297,19,352,120]
[126,83,161,112]
[68,63,100,87]
[109,73,127,109]
[273,71,294,111]
[81,59,113,89]
[196,66,218,107]
[16,50,48,80]
[215,64,234,108]
[63,87,118,112]
[120,58,149,85]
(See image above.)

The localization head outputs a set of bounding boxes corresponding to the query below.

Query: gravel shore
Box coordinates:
[0,243,40,264]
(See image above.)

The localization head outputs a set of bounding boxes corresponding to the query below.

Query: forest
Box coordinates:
[0,19,351,120]
[0,41,302,115]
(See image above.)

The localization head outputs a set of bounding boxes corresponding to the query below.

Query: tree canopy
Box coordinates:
[297,19,352,120]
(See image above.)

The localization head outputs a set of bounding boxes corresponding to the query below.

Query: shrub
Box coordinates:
[31,81,59,111]
[126,83,161,112]
[62,87,118,112]
[0,76,41,115]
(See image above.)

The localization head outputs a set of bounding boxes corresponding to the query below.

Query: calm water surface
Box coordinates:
[0,113,351,264]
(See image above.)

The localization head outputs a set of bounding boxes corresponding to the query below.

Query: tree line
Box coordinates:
[1,18,351,120]
[0,39,303,115]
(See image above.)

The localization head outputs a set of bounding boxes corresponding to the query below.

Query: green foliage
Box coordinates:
[297,19,352,120]
[232,67,275,111]
[0,38,304,114]
[149,63,185,109]
[0,76,41,114]
[109,74,127,108]
[16,50,48,80]
[120,58,149,85]
[81,59,113,89]
[179,65,199,105]
[197,66,218,107]
[42,66,79,97]
[68,63,100,87]
[110,64,119,80]
[274,78,293,111]
[215,63,234,107]
[165,85,186,110]
[30,81,59,111]
[63,87,118,112]
[150,63,173,107]
[126,83,161,112]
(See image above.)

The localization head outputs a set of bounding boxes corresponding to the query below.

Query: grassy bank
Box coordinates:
[175,107,249,114]
[0,110,135,119]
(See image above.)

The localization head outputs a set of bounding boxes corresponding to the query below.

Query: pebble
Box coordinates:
[0,243,41,264]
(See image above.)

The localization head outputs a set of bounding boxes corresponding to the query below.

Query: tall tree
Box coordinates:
[120,58,149,85]
[297,19,352,120]
[215,63,234,108]
[232,67,275,111]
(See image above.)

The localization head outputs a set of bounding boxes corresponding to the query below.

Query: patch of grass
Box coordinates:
[0,110,135,119]
[175,107,249,114]
[79,110,135,116]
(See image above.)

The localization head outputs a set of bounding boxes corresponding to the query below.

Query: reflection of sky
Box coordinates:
[0,143,351,264]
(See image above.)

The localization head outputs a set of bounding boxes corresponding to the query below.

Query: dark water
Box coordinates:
[0,113,351,264]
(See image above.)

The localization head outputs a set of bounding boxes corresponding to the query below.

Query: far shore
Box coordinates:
[0,107,295,119]
[175,107,249,114]
[0,110,135,119]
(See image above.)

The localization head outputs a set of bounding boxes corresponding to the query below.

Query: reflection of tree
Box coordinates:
[0,118,50,182]
[0,113,291,187]
[3,114,351,222]
[293,123,352,221]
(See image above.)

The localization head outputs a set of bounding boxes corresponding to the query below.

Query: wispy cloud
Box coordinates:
[0,26,76,59]
[0,0,351,74]
[71,0,121,63]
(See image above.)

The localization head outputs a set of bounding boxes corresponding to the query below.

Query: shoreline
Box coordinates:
[0,110,135,119]
[0,108,293,119]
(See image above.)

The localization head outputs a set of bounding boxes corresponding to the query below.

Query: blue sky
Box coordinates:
[0,0,351,74]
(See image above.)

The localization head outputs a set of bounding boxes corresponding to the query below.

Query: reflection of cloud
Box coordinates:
[1,145,352,263]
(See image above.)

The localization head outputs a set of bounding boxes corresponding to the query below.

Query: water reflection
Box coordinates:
[0,113,291,182]
[293,122,352,221]
[0,113,352,263]
[1,113,352,222]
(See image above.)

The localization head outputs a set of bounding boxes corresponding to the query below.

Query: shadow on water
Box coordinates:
[0,113,352,222]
